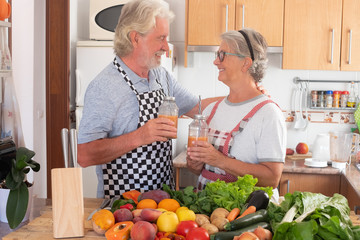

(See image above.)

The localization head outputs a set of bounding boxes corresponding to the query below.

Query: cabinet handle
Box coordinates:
[348,29,352,65]
[225,5,229,32]
[286,179,290,193]
[330,29,334,64]
[242,5,245,29]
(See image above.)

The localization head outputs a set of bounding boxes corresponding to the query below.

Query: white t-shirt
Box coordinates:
[203,94,286,164]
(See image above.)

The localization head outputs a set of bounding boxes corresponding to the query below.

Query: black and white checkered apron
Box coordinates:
[102,58,175,198]
[197,99,275,190]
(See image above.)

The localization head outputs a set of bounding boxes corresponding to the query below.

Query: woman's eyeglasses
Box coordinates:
[215,51,246,62]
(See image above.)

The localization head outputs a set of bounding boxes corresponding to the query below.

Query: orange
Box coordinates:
[157,199,180,212]
[136,199,158,209]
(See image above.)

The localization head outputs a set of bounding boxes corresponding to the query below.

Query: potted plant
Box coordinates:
[0,147,40,229]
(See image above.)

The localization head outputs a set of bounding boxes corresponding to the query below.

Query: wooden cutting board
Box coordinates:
[286,152,312,160]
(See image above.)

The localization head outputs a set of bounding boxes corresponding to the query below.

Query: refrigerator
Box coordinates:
[75,40,178,197]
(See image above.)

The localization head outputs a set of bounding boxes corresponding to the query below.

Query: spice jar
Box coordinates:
[187,114,208,147]
[158,96,179,139]
[333,91,341,108]
[311,90,318,107]
[340,91,349,108]
[325,90,333,108]
[318,91,325,108]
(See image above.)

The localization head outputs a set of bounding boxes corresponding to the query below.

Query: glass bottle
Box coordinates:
[158,96,179,139]
[318,91,325,108]
[187,114,208,147]
[325,90,333,108]
[347,82,356,108]
[311,90,318,107]
[333,91,341,108]
[340,91,349,108]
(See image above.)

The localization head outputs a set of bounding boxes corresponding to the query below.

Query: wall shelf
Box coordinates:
[294,77,360,84]
[0,21,11,28]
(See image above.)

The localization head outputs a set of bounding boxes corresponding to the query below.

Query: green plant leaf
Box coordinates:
[15,156,27,171]
[5,169,23,190]
[6,182,29,229]
[23,168,30,174]
[27,160,40,172]
[16,147,35,162]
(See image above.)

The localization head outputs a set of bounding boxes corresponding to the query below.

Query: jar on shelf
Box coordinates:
[158,96,179,139]
[187,114,208,147]
[325,90,333,108]
[318,91,325,108]
[340,91,349,108]
[347,82,356,108]
[333,91,341,108]
[311,90,318,107]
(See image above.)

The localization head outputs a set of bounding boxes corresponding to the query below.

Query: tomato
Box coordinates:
[186,227,210,240]
[176,220,199,237]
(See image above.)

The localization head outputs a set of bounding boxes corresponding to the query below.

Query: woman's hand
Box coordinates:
[187,140,224,167]
[256,83,271,98]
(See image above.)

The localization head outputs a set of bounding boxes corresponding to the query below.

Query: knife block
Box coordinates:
[51,168,84,238]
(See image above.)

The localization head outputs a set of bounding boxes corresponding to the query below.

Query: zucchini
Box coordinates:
[224,209,268,231]
[211,222,271,240]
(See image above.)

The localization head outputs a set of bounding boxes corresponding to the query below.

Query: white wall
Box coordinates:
[12,1,47,198]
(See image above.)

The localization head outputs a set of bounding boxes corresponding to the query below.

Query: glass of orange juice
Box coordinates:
[158,96,179,139]
[187,114,208,147]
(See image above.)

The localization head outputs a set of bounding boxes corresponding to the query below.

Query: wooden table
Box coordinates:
[2,198,106,240]
[2,197,360,240]
[173,150,187,190]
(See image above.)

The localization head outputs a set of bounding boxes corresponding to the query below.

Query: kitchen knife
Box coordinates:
[87,198,111,221]
[61,128,69,168]
[70,129,78,167]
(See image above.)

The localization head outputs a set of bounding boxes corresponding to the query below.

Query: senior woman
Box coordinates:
[186,28,286,201]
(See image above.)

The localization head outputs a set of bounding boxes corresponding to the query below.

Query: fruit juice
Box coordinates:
[158,114,178,139]
[187,136,208,147]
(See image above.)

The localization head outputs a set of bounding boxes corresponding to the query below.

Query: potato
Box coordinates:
[210,208,229,222]
[201,223,219,235]
[211,217,229,231]
[195,214,210,226]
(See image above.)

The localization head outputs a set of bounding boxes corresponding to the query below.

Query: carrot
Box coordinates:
[236,205,256,219]
[227,207,241,221]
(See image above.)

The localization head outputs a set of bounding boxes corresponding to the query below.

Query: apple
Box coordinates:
[286,148,295,155]
[296,142,309,154]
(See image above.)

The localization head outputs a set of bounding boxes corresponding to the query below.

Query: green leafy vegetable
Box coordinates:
[268,191,360,240]
[163,174,273,215]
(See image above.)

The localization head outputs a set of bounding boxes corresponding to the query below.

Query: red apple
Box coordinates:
[296,142,309,154]
[286,148,295,155]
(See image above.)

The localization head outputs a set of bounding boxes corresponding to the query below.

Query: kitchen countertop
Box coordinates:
[173,151,360,198]
[1,198,106,240]
[2,196,360,239]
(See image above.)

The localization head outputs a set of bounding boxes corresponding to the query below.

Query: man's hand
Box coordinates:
[136,118,177,145]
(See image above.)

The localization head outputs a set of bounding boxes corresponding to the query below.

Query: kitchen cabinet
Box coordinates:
[185,0,284,66]
[283,0,360,71]
[340,0,360,71]
[278,172,341,197]
[340,175,360,211]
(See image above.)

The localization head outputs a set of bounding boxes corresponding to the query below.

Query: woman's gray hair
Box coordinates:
[220,28,268,82]
[113,0,174,57]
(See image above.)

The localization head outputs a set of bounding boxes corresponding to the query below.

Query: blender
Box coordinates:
[329,132,359,170]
